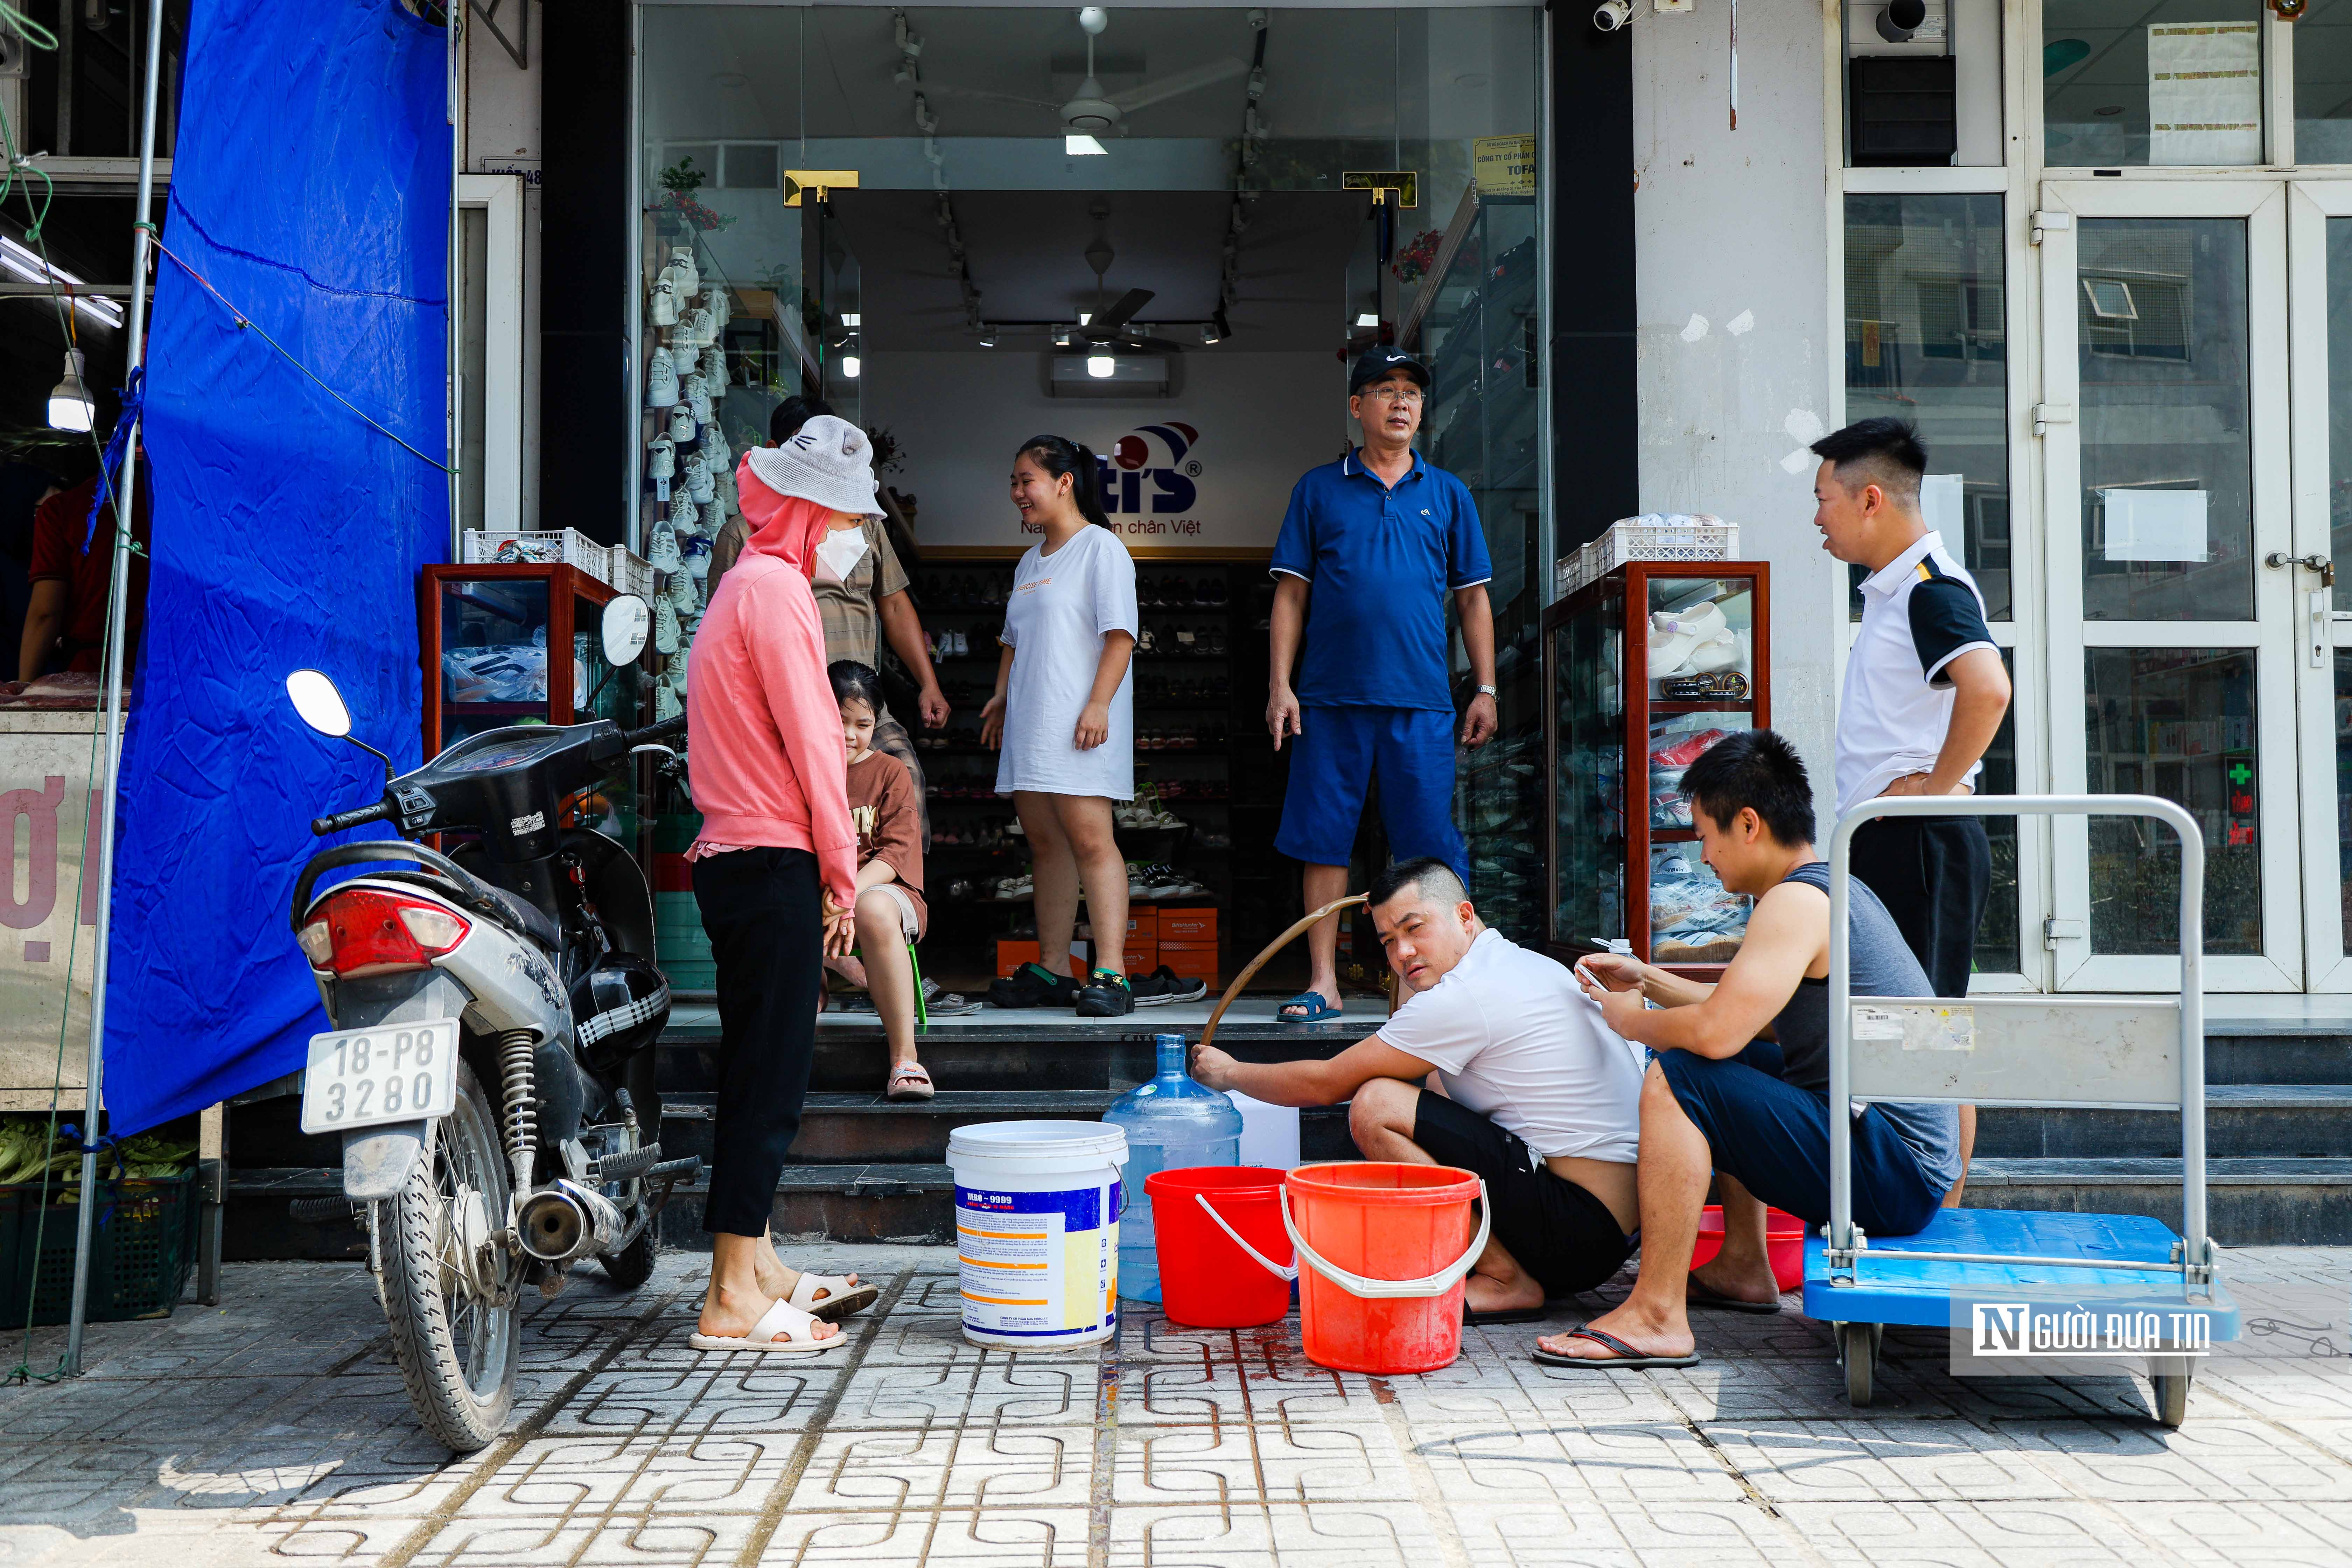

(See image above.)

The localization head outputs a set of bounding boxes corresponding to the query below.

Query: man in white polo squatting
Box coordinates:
[1189,857,1643,1319]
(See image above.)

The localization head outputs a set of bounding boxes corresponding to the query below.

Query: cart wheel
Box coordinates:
[2151,1371,2190,1428]
[1841,1321,1876,1407]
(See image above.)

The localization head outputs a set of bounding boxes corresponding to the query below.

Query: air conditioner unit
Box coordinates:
[1047,353,1172,398]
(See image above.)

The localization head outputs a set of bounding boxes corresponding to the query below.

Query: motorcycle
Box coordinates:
[283,594,696,1451]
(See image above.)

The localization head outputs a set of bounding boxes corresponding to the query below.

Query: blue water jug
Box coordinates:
[1104,1033,1243,1305]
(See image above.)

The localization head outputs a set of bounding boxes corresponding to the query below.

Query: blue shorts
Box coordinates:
[1275,705,1465,878]
[1656,1041,1945,1237]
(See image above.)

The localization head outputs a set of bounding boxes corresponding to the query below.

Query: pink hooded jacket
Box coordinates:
[685,457,858,905]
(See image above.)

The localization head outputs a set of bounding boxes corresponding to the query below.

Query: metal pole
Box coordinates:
[65,0,168,1375]
[1826,808,1858,1261]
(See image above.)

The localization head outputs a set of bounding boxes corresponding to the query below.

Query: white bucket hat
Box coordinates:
[745,414,881,517]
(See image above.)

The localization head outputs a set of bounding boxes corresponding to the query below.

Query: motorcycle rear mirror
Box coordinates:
[286,669,352,739]
[602,596,652,667]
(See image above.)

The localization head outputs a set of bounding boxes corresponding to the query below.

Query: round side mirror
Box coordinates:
[602,595,652,667]
[285,668,352,739]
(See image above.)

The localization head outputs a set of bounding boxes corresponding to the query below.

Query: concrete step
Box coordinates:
[656,1164,958,1247]
[656,1090,1358,1167]
[1972,1084,2352,1159]
[2205,1032,2352,1083]
[1960,1156,2352,1245]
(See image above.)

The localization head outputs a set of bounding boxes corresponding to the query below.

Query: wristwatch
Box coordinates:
[1475,684,1497,698]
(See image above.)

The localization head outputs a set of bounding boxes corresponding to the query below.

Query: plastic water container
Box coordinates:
[1104,1034,1242,1305]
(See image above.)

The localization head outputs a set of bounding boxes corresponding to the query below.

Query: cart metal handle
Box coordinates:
[1825,794,2205,1274]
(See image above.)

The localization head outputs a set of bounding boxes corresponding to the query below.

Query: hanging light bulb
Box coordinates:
[840,355,862,379]
[47,350,93,433]
[1086,353,1116,379]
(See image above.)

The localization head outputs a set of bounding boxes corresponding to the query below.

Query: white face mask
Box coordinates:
[813,524,869,584]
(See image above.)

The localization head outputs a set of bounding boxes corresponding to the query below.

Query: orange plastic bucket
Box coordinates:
[1145,1166,1296,1328]
[1282,1162,1486,1375]
[1690,1205,1807,1292]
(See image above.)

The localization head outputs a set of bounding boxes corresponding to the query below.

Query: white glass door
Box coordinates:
[2038,180,2303,992]
[2287,180,2352,992]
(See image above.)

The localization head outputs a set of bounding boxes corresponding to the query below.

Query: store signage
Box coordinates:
[0,719,101,1106]
[1473,136,1536,196]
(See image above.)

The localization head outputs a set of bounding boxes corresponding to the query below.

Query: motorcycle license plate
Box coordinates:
[300,1020,462,1136]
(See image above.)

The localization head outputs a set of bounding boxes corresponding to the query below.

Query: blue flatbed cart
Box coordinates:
[1803,794,2239,1426]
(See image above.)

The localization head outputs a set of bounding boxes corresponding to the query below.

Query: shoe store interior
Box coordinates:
[634,4,1549,1002]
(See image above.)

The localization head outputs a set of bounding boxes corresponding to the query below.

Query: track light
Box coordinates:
[47,350,93,433]
[1355,313,1380,328]
[979,327,998,348]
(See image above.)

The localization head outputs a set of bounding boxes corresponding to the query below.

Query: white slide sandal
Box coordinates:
[688,1296,847,1356]
[788,1269,880,1323]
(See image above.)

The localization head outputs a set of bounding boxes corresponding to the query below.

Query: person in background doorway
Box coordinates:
[685,414,884,1356]
[715,397,951,853]
[1265,345,1497,1024]
[981,434,1162,1017]
[0,463,61,684]
[1537,731,1961,1369]
[828,659,955,1100]
[1810,417,2010,1205]
[1190,856,1643,1320]
[20,457,149,684]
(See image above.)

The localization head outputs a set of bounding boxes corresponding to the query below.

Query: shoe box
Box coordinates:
[1157,941,1219,985]
[1158,907,1217,945]
[995,939,1090,979]
[1078,908,1158,974]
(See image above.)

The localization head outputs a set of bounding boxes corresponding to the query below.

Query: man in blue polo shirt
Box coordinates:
[1265,346,1497,1023]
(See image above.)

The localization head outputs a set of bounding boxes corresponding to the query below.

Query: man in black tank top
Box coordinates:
[1532,732,1961,1372]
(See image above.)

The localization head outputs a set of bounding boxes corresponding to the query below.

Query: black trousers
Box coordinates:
[693,846,824,1238]
[1847,816,1991,998]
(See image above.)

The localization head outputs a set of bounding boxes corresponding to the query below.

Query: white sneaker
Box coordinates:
[647,436,675,482]
[667,245,699,301]
[703,285,730,335]
[669,405,696,444]
[667,652,690,696]
[679,306,714,352]
[683,372,714,428]
[654,679,683,723]
[682,451,714,503]
[645,347,679,409]
[684,535,713,581]
[669,493,700,536]
[699,345,727,389]
[654,598,681,656]
[650,275,679,328]
[697,498,721,535]
[953,630,971,657]
[648,521,682,573]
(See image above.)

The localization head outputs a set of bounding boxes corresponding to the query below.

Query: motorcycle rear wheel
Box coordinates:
[382,1058,519,1452]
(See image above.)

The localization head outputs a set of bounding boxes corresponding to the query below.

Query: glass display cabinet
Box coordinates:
[1544,562,1770,973]
[421,562,645,846]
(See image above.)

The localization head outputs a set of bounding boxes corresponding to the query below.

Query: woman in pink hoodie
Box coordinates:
[684,415,882,1355]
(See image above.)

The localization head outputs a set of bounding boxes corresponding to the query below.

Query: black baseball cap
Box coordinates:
[1348,345,1430,397]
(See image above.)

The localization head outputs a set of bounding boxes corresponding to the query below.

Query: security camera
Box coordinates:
[1876,0,1926,42]
[1594,0,1632,30]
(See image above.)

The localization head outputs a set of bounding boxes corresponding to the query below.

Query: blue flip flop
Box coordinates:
[1275,991,1342,1023]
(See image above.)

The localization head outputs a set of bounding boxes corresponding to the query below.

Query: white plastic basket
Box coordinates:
[1556,515,1740,598]
[604,544,658,600]
[463,528,608,576]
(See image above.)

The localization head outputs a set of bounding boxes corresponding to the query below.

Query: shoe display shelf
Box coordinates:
[907,559,1288,986]
[1406,185,1545,942]
[1542,560,1770,976]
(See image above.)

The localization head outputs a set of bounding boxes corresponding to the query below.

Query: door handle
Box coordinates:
[2265,553,2336,668]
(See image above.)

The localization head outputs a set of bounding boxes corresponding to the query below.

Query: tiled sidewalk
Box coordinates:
[0,1247,2347,1567]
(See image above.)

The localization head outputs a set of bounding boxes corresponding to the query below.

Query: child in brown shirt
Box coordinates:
[831,661,934,1099]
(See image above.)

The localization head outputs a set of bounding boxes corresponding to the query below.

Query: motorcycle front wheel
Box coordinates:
[382,1058,519,1452]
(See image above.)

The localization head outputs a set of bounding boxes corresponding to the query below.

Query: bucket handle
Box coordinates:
[1280,1179,1492,1300]
[1194,1191,1300,1283]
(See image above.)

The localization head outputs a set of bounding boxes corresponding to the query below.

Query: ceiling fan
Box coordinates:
[1069,211,1192,355]
[926,7,1247,141]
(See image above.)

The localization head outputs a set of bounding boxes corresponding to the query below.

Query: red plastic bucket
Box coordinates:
[1283,1162,1486,1375]
[1690,1205,1807,1292]
[1145,1166,1295,1328]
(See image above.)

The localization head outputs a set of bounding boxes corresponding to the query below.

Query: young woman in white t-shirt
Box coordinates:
[979,435,1157,1016]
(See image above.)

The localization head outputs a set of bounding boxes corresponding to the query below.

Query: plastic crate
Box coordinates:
[0,1170,197,1329]
[1557,516,1739,598]
[463,528,608,576]
[605,544,658,600]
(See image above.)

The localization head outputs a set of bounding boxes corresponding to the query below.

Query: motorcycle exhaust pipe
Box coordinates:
[515,1179,626,1264]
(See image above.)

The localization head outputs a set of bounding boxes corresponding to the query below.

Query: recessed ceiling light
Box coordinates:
[1086,353,1116,378]
[1066,133,1108,155]
[1355,313,1379,328]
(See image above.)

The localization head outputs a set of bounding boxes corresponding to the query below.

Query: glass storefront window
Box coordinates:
[2077,217,2254,622]
[2297,0,2352,164]
[2044,0,2267,168]
[2328,217,2352,601]
[1843,194,2010,621]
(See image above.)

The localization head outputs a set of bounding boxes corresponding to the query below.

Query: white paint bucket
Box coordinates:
[946,1120,1129,1350]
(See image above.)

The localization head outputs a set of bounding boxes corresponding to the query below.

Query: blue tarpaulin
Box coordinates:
[105,0,450,1134]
